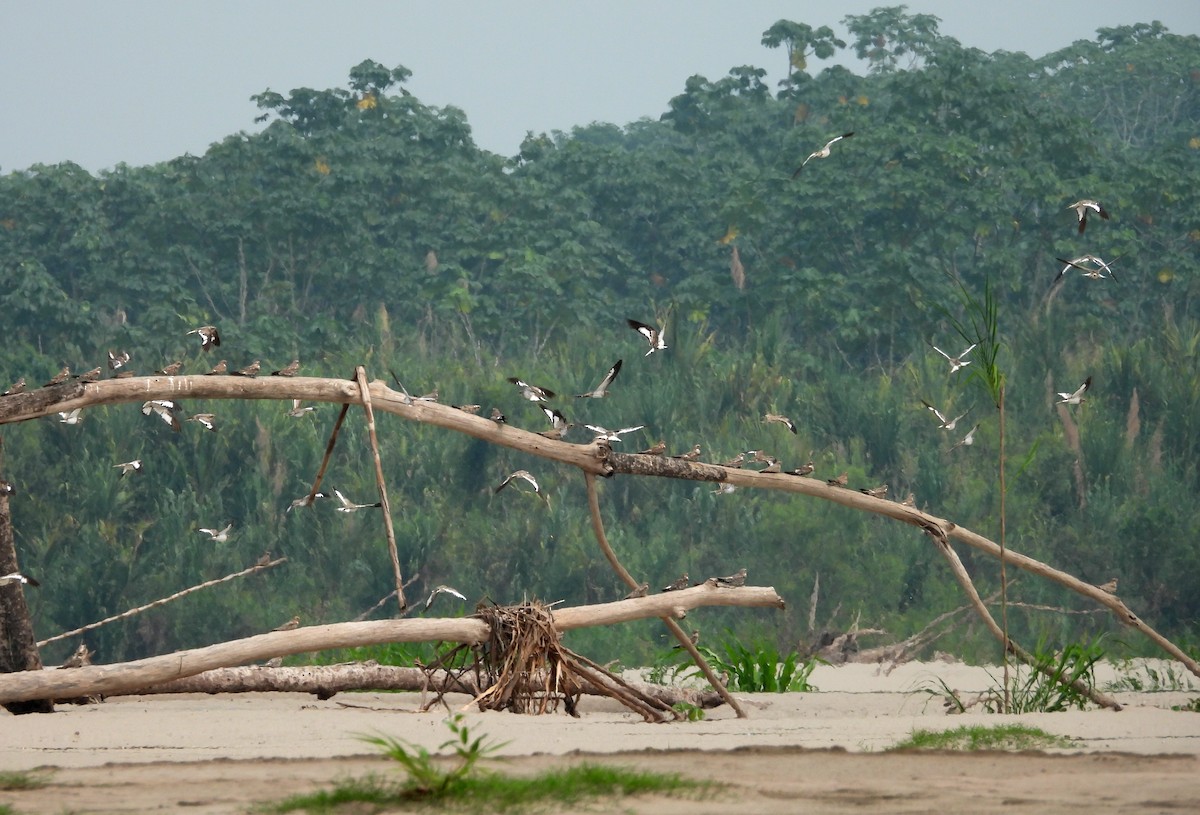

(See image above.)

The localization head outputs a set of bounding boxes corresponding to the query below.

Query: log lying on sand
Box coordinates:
[104,663,725,708]
[0,584,784,704]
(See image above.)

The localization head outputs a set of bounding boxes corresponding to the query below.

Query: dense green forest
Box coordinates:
[2,9,1198,665]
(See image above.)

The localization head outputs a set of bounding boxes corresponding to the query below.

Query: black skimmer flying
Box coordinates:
[1066,199,1109,234]
[627,318,667,356]
[424,584,467,610]
[57,408,83,425]
[661,573,690,592]
[107,350,130,371]
[155,361,183,376]
[507,377,555,402]
[287,491,327,511]
[333,488,382,512]
[638,440,667,455]
[763,413,797,434]
[576,359,622,398]
[495,469,544,499]
[287,399,316,417]
[583,424,645,443]
[860,484,888,498]
[232,360,260,378]
[933,343,976,374]
[921,400,969,430]
[45,366,71,386]
[198,523,233,542]
[113,459,143,477]
[204,360,227,376]
[793,131,854,176]
[0,572,39,587]
[142,399,182,431]
[2,377,25,396]
[1055,254,1119,282]
[270,359,300,377]
[187,325,221,351]
[950,424,981,450]
[1057,376,1092,406]
[672,444,701,461]
[186,413,217,432]
[715,568,747,587]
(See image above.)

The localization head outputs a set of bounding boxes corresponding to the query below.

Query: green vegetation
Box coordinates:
[267,716,711,813]
[0,770,53,791]
[648,634,821,692]
[890,724,1077,752]
[2,10,1199,667]
[1105,659,1197,693]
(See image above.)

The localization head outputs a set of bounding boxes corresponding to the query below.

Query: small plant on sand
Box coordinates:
[648,634,822,693]
[1105,658,1197,694]
[890,724,1076,752]
[0,770,53,790]
[362,713,507,796]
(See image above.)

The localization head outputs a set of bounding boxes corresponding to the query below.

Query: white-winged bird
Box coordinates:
[187,325,221,351]
[627,318,667,356]
[1057,376,1092,406]
[507,377,555,402]
[793,131,854,176]
[576,359,622,398]
[1066,199,1109,234]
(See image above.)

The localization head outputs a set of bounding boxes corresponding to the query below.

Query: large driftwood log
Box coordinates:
[0,584,783,704]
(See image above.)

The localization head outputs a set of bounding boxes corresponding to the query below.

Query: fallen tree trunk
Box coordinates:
[0,584,783,704]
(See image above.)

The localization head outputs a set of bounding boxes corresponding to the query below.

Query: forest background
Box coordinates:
[1,9,1197,667]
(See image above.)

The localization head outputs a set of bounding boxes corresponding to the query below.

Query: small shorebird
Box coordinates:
[1066,199,1109,234]
[287,399,316,417]
[793,131,854,176]
[333,488,382,512]
[584,424,645,443]
[921,400,969,430]
[424,584,467,610]
[0,572,39,587]
[950,424,981,451]
[661,573,690,592]
[1057,376,1092,406]
[507,377,555,402]
[933,344,976,374]
[759,457,782,474]
[638,440,667,456]
[764,413,797,434]
[187,325,221,351]
[62,642,93,668]
[287,491,327,511]
[901,492,917,507]
[827,471,849,487]
[627,318,667,356]
[489,407,507,423]
[186,413,217,432]
[576,359,622,398]
[108,350,131,371]
[715,568,747,588]
[57,408,83,425]
[232,360,260,378]
[270,359,300,377]
[272,616,301,631]
[113,459,143,477]
[860,484,888,498]
[142,399,181,431]
[624,583,649,599]
[495,470,545,500]
[198,523,233,542]
[672,444,701,461]
[45,366,71,386]
[204,360,227,376]
[77,367,102,383]
[255,551,273,567]
[155,361,183,376]
[2,377,25,396]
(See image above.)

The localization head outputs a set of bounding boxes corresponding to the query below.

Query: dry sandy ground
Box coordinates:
[2,660,1198,814]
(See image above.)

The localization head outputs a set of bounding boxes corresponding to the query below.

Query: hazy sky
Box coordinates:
[3,1,1198,172]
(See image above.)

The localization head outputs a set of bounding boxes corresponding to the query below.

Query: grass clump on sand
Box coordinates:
[890,724,1076,752]
[264,714,715,813]
[0,770,53,790]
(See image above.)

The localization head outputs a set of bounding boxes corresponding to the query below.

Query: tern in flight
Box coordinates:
[333,488,382,513]
[198,523,233,542]
[921,400,969,430]
[793,132,854,176]
[933,343,976,374]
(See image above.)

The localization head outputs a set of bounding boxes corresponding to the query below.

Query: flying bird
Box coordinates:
[627,318,667,356]
[793,131,854,176]
[142,399,182,431]
[113,459,143,477]
[539,406,571,439]
[0,572,39,587]
[270,359,300,377]
[287,491,327,511]
[424,584,468,610]
[2,377,25,397]
[186,413,217,432]
[711,482,737,495]
[495,469,543,496]
[575,359,623,398]
[584,424,646,443]
[1055,254,1119,283]
[45,366,71,386]
[763,413,797,434]
[287,399,316,417]
[950,424,981,451]
[921,400,969,430]
[933,343,976,374]
[758,456,782,474]
[107,350,130,371]
[1057,376,1092,406]
[1066,199,1109,234]
[57,408,83,425]
[187,325,221,351]
[198,523,233,542]
[333,488,382,512]
[232,360,261,378]
[507,377,555,402]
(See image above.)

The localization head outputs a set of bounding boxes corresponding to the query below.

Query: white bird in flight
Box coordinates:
[575,359,623,399]
[950,424,981,451]
[1057,376,1092,406]
[0,572,39,587]
[198,523,233,542]
[933,343,976,374]
[333,488,382,513]
[793,131,854,176]
[627,318,667,356]
[921,400,969,430]
[424,584,468,610]
[1066,199,1109,234]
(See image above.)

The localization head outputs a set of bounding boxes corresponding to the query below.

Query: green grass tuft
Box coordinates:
[0,769,54,790]
[889,724,1076,752]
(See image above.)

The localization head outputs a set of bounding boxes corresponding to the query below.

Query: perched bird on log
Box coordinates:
[623,583,649,599]
[508,377,555,402]
[575,359,622,398]
[1057,377,1092,406]
[204,360,227,376]
[186,413,217,432]
[764,413,797,434]
[61,642,93,668]
[933,344,976,374]
[232,360,260,378]
[198,523,233,542]
[759,456,782,474]
[77,367,102,383]
[860,484,888,498]
[638,440,667,456]
[672,444,701,461]
[272,615,301,631]
[424,584,467,610]
[333,488,382,513]
[187,325,221,351]
[1097,578,1118,594]
[255,551,273,567]
[827,471,849,487]
[721,452,746,469]
[57,408,83,425]
[453,404,481,414]
[793,131,854,176]
[661,573,690,592]
[489,407,507,423]
[416,389,439,402]
[113,459,143,477]
[0,572,39,587]
[1066,198,1109,234]
[45,366,71,386]
[270,359,300,377]
[715,568,747,588]
[627,318,667,356]
[2,377,25,396]
[108,350,130,371]
[155,361,183,376]
[901,493,917,507]
[788,458,816,477]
